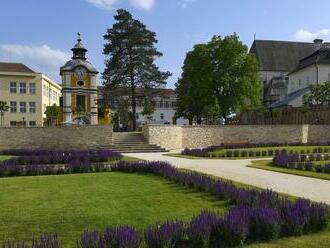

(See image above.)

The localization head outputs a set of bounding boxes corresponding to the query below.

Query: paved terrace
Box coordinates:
[124,152,330,204]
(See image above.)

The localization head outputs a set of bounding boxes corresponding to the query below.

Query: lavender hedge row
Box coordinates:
[273,154,330,174]
[0,150,122,166]
[182,143,330,158]
[2,161,329,247]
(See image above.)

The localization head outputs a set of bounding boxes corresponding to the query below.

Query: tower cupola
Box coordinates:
[71,33,87,60]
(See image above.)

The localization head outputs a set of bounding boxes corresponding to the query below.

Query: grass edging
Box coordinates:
[248,160,330,181]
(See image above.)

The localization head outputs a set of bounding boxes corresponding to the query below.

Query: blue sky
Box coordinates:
[1,0,330,88]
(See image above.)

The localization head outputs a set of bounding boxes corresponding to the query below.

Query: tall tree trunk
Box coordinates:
[131,79,137,131]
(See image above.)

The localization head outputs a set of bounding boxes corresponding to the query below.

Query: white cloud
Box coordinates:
[130,0,154,10]
[293,28,330,42]
[87,0,154,11]
[0,44,70,81]
[86,0,119,10]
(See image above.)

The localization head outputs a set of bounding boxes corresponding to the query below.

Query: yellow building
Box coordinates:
[0,62,61,127]
[60,34,99,125]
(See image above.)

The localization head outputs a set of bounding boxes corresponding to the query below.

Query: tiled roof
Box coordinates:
[250,40,319,72]
[0,62,35,73]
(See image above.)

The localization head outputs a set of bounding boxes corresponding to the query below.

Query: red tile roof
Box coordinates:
[0,62,35,73]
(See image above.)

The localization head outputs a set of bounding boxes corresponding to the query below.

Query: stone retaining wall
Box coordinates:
[0,125,113,150]
[143,124,327,150]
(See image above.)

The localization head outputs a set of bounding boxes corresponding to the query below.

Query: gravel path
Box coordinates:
[124,152,330,204]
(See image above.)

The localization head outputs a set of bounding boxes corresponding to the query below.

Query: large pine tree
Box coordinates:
[103,9,171,131]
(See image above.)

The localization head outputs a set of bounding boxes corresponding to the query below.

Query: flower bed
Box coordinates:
[3,161,329,248]
[273,154,330,174]
[182,142,330,158]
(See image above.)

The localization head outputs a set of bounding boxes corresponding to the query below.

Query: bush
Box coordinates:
[145,221,184,248]
[255,151,261,157]
[324,164,330,174]
[210,206,250,247]
[226,150,233,158]
[241,150,248,157]
[187,211,218,248]
[248,208,281,242]
[249,151,255,157]
[262,151,267,157]
[268,150,274,156]
[233,150,240,158]
[288,162,296,169]
[315,165,324,173]
[305,163,314,171]
[296,163,304,170]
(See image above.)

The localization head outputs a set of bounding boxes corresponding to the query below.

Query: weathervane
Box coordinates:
[77,32,82,42]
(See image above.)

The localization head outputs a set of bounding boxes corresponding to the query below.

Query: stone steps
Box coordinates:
[99,132,168,153]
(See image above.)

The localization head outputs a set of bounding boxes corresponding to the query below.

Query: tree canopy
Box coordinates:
[102,9,171,131]
[175,34,261,124]
[0,101,9,127]
[303,82,330,106]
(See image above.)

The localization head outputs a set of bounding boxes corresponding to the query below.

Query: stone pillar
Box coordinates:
[62,73,72,122]
[90,74,98,125]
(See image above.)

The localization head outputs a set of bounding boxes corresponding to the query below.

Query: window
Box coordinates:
[160,113,164,120]
[29,121,36,127]
[298,79,302,88]
[29,83,36,94]
[43,85,46,96]
[50,89,53,100]
[10,102,17,113]
[19,102,27,113]
[10,121,17,127]
[29,102,36,113]
[46,86,49,97]
[10,82,17,93]
[19,82,26,94]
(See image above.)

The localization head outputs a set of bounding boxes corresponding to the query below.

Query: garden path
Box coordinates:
[124,152,330,204]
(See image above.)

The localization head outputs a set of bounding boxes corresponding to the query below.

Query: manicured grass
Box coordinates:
[248,160,330,181]
[0,155,11,161]
[0,172,228,247]
[163,153,203,159]
[246,225,330,248]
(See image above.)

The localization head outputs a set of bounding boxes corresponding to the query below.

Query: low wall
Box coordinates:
[143,124,327,150]
[308,125,330,143]
[0,125,113,150]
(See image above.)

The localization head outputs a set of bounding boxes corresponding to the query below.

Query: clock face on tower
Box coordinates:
[75,66,87,80]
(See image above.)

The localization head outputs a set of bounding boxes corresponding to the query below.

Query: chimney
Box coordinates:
[314,39,323,44]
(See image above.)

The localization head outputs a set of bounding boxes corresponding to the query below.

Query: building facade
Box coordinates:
[271,47,330,108]
[0,62,61,127]
[100,87,189,127]
[60,34,99,125]
[249,39,322,107]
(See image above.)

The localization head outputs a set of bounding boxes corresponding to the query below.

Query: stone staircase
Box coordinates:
[98,132,168,153]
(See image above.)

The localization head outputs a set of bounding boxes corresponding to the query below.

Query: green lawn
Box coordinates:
[248,160,330,181]
[0,155,12,161]
[246,225,330,248]
[0,172,228,247]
